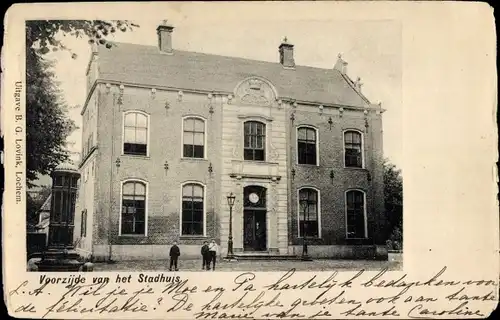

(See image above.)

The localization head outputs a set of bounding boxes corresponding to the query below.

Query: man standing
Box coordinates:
[201,241,210,270]
[208,239,219,271]
[169,240,180,271]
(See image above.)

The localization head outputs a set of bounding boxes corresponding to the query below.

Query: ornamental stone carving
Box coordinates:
[234,78,276,106]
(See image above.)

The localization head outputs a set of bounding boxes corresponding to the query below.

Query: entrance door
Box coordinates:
[243,186,267,251]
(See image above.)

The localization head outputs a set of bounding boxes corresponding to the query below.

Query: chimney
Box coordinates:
[334,53,348,74]
[157,20,174,54]
[279,37,295,68]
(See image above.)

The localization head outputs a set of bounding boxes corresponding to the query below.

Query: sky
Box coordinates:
[47,17,402,170]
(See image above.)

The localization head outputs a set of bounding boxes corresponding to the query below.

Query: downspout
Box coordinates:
[107,87,118,262]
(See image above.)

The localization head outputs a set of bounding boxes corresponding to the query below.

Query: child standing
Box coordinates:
[208,239,219,271]
[169,241,180,271]
[201,241,210,270]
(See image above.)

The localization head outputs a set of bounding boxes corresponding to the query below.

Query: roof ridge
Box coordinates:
[103,41,342,73]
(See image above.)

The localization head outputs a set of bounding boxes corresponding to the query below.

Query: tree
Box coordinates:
[383,160,403,250]
[25,20,138,187]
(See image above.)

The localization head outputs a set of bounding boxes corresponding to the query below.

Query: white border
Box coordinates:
[118,178,149,237]
[296,186,322,238]
[342,128,365,169]
[296,125,320,166]
[344,188,368,239]
[181,115,208,160]
[121,110,151,157]
[180,180,207,237]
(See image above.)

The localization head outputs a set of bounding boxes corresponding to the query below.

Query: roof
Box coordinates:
[35,196,51,230]
[96,42,370,108]
[36,212,50,229]
[54,162,79,174]
[39,194,51,212]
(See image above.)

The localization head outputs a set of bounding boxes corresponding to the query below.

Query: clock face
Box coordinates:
[249,193,259,204]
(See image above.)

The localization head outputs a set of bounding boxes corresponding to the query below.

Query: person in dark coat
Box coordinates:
[201,241,210,270]
[169,241,180,271]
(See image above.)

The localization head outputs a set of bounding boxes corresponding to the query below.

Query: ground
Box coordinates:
[93,254,402,272]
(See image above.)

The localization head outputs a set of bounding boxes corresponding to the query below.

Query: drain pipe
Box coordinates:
[107,86,120,263]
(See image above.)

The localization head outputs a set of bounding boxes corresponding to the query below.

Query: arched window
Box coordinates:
[183,117,206,158]
[298,188,320,237]
[181,183,204,236]
[344,130,363,168]
[121,181,147,235]
[244,121,266,161]
[123,112,148,156]
[346,190,366,238]
[297,127,318,165]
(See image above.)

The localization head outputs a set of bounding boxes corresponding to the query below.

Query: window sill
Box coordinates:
[297,236,322,240]
[122,154,150,160]
[343,166,366,171]
[242,160,278,165]
[296,163,320,167]
[180,158,208,162]
[179,235,209,240]
[118,234,148,238]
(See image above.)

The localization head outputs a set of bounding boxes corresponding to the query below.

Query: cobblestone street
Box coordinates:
[94,254,402,272]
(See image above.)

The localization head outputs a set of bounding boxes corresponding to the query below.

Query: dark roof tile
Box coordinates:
[97,42,369,108]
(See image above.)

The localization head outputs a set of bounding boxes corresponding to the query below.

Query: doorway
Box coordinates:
[243,186,267,251]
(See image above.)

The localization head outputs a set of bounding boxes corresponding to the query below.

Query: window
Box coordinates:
[80,209,87,237]
[183,117,205,158]
[121,181,146,235]
[181,183,204,235]
[346,190,366,238]
[298,188,319,237]
[244,121,265,161]
[344,130,363,168]
[297,127,318,165]
[123,112,148,156]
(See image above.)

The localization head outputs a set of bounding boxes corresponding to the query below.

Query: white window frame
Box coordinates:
[181,115,208,160]
[296,125,320,166]
[342,129,365,169]
[118,178,149,236]
[344,189,368,239]
[242,118,269,162]
[296,186,322,238]
[180,181,207,237]
[122,110,151,157]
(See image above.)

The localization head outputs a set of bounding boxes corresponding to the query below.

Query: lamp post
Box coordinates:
[300,200,312,261]
[226,192,236,259]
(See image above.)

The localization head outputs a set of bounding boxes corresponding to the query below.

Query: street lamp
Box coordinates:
[300,200,312,261]
[226,192,236,259]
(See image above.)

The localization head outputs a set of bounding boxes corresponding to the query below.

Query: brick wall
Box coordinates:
[85,81,386,260]
[93,84,223,254]
[287,105,385,246]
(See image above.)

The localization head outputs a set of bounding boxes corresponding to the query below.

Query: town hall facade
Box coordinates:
[74,21,387,261]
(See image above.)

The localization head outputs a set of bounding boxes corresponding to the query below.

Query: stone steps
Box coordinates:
[231,252,301,261]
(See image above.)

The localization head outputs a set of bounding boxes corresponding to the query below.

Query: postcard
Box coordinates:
[1,1,498,319]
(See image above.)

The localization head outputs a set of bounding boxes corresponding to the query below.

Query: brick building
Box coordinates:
[74,21,387,261]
